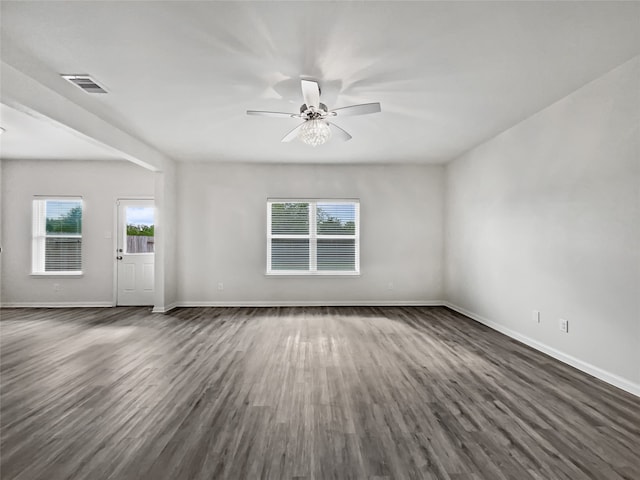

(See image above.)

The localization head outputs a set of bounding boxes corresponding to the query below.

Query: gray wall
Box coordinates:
[444,57,640,391]
[0,159,155,306]
[176,162,445,305]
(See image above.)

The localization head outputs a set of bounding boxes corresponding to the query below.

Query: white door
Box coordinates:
[116,199,155,306]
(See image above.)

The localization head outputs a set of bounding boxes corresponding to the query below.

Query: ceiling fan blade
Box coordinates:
[281,122,306,142]
[301,80,320,109]
[330,102,381,117]
[328,122,352,142]
[247,110,299,118]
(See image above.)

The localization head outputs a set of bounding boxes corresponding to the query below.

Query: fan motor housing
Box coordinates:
[300,103,328,119]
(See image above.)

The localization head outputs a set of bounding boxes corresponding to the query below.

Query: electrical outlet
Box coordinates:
[559,318,568,333]
[532,310,540,323]
[53,283,61,292]
[387,282,394,291]
[217,282,224,291]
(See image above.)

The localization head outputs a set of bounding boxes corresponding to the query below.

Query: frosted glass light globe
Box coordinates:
[298,120,331,147]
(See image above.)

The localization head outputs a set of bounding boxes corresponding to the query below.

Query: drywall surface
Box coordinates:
[177,162,444,305]
[153,160,178,312]
[0,159,154,306]
[445,57,640,389]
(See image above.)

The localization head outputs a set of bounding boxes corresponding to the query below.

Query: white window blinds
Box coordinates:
[32,197,83,274]
[267,200,359,275]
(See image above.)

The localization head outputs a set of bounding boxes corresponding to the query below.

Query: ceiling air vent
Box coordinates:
[61,74,107,94]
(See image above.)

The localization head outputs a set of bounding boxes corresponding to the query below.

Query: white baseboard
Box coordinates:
[152,301,179,314]
[173,300,444,308]
[1,300,440,312]
[0,301,113,308]
[442,302,640,397]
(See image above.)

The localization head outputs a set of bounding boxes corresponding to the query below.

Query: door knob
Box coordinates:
[116,256,123,260]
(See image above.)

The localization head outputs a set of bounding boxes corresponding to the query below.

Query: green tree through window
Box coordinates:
[271,203,309,234]
[317,207,355,235]
[46,206,82,234]
[127,224,155,236]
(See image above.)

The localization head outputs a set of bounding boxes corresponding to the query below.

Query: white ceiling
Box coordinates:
[1,1,639,164]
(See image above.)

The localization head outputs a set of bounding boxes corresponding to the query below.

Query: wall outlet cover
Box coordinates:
[559,318,569,333]
[533,310,540,323]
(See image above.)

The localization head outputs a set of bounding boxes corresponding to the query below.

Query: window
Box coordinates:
[267,199,359,275]
[32,197,83,274]
[125,205,155,254]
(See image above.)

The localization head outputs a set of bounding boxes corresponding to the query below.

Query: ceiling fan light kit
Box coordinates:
[247,79,381,146]
[299,119,332,147]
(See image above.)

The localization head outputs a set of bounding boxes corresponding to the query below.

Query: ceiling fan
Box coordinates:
[247,79,381,146]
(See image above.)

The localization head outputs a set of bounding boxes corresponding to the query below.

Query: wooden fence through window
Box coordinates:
[127,236,154,253]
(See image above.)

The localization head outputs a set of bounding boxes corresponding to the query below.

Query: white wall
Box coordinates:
[177,163,444,305]
[0,159,155,306]
[445,57,640,392]
[153,161,178,312]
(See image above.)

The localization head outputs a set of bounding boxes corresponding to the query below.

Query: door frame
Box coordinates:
[112,197,155,306]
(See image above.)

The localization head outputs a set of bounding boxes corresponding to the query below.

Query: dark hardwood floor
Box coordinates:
[1,306,638,480]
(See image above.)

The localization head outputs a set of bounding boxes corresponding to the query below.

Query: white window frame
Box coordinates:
[32,196,83,275]
[266,199,360,276]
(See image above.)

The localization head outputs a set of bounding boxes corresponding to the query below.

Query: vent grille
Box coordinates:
[61,74,107,94]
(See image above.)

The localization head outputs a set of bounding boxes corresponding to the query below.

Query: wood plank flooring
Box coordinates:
[1,306,638,480]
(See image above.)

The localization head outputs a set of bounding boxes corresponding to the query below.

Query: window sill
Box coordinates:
[266,271,360,277]
[31,272,84,278]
